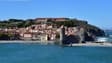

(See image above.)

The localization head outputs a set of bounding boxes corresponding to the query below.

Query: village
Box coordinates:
[0,18,85,44]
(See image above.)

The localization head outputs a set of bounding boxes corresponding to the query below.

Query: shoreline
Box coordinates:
[0,40,112,47]
[67,42,112,47]
[0,40,55,44]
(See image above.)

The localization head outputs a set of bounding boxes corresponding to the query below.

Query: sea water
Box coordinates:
[0,31,112,63]
[96,31,112,42]
[0,44,112,63]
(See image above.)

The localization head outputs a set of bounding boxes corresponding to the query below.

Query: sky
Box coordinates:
[0,0,112,29]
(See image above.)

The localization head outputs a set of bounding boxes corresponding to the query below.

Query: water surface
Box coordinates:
[0,44,112,63]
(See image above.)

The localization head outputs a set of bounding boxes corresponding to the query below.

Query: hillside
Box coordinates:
[0,18,105,36]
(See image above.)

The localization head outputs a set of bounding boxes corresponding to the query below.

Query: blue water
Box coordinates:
[96,31,112,42]
[106,31,112,42]
[0,44,112,63]
[105,31,112,35]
